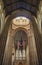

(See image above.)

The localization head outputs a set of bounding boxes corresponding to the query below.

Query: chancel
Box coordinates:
[0,0,42,65]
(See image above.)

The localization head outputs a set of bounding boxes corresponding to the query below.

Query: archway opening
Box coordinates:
[12,29,28,65]
[2,15,39,65]
[13,29,28,59]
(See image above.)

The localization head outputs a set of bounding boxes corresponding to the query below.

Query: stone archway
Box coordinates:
[2,16,39,65]
[1,6,41,64]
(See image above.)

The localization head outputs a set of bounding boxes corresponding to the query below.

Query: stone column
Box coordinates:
[11,40,15,65]
[26,45,30,65]
[2,29,13,65]
[28,27,39,65]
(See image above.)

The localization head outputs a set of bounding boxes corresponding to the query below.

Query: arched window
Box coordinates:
[14,30,27,60]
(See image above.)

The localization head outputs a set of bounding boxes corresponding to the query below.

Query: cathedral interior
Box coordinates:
[0,0,42,65]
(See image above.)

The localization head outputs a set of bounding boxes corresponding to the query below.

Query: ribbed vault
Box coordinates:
[2,0,40,16]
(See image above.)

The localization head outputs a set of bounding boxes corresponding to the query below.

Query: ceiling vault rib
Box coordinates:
[3,1,39,9]
[2,0,40,17]
[6,8,37,16]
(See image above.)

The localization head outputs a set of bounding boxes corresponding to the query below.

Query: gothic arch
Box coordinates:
[2,9,42,65]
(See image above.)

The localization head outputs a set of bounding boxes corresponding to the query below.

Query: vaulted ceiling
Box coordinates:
[2,0,40,16]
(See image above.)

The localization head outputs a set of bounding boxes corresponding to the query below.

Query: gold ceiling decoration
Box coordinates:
[12,16,30,26]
